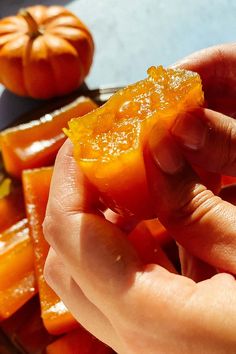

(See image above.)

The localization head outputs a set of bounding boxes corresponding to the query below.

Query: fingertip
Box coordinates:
[57,138,73,156]
[171,108,236,177]
[144,125,203,228]
[171,110,208,151]
[48,138,100,216]
[53,139,74,171]
[148,125,186,175]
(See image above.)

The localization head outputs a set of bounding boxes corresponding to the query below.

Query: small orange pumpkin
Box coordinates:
[0,5,94,99]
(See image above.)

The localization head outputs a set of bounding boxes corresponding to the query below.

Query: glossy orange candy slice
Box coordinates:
[0,219,37,320]
[65,66,204,219]
[0,96,97,178]
[23,167,78,335]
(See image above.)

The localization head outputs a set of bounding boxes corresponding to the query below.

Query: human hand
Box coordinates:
[43,43,236,353]
[150,43,236,276]
[43,137,236,354]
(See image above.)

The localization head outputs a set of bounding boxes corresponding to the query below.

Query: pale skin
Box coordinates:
[43,43,236,353]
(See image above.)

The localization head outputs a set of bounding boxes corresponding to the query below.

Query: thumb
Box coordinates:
[145,128,236,274]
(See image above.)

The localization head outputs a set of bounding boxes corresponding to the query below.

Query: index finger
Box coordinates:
[173,43,236,96]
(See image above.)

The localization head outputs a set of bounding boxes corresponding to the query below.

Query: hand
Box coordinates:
[150,43,236,275]
[43,43,236,354]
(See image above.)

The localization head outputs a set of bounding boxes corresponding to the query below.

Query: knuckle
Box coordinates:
[42,214,59,245]
[212,273,236,287]
[167,183,219,229]
[48,194,68,215]
[43,193,75,245]
[43,254,57,288]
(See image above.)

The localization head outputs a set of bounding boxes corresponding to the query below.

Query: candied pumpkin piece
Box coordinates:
[65,66,204,219]
[45,328,114,354]
[0,97,97,178]
[23,167,78,335]
[0,218,37,320]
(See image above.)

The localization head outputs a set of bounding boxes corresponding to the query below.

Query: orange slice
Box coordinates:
[65,66,204,219]
[0,218,36,320]
[0,96,97,178]
[23,167,78,335]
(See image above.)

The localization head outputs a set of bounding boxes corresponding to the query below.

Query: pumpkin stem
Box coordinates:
[19,9,42,38]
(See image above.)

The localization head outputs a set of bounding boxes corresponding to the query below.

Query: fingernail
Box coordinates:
[171,113,207,150]
[149,133,185,174]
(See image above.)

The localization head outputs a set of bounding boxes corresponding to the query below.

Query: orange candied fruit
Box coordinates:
[0,218,37,320]
[23,167,78,335]
[65,66,204,219]
[0,96,97,178]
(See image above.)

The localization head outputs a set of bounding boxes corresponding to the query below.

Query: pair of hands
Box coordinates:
[43,43,236,353]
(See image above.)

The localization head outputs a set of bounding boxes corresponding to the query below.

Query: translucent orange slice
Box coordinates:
[65,66,204,219]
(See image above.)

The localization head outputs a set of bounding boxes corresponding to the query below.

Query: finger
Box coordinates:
[171,108,236,176]
[44,139,103,253]
[204,96,236,118]
[46,139,102,216]
[44,248,118,351]
[184,273,236,351]
[172,43,236,97]
[172,44,236,116]
[145,129,236,274]
[43,139,141,315]
[44,153,236,354]
[46,244,236,353]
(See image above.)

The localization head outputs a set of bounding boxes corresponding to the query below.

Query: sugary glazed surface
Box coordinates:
[65,66,204,163]
[65,66,204,218]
